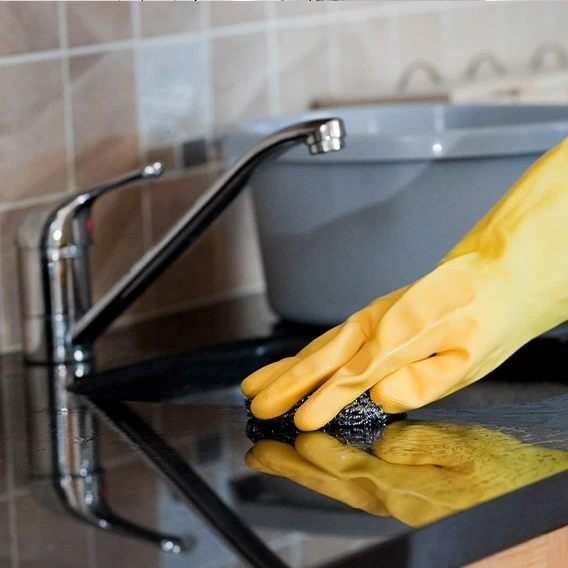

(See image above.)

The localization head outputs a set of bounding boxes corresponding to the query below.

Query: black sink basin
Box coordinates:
[70,334,568,410]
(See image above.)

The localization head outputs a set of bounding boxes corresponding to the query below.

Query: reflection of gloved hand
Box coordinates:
[245,421,568,527]
[242,137,568,430]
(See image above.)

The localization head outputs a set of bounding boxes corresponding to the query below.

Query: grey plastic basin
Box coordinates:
[223,104,568,329]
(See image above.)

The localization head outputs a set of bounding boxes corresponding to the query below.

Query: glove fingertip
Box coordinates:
[244,449,275,474]
[240,375,262,398]
[293,405,326,432]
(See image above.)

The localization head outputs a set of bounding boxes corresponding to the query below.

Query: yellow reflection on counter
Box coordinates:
[245,421,568,527]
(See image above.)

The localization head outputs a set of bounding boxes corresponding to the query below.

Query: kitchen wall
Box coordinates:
[2,1,568,354]
[1,2,568,567]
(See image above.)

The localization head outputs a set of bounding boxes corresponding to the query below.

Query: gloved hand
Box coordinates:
[245,421,568,527]
[242,136,568,430]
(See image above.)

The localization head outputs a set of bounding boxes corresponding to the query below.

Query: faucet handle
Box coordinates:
[73,162,163,207]
[15,162,165,364]
[43,161,164,250]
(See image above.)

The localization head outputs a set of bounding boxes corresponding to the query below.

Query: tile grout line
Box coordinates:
[130,1,147,165]
[130,1,154,264]
[0,2,482,68]
[0,190,73,215]
[265,1,280,117]
[0,47,63,67]
[0,160,222,230]
[57,2,76,193]
[1,375,20,568]
[200,2,215,164]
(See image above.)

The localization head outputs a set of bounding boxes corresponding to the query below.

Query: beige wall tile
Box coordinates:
[335,17,394,97]
[278,25,331,114]
[17,490,89,567]
[149,171,263,312]
[137,40,208,152]
[0,61,67,204]
[89,182,154,319]
[147,146,177,171]
[149,172,217,309]
[141,1,202,37]
[211,33,270,127]
[0,206,44,351]
[66,3,132,47]
[210,2,265,28]
[396,11,444,92]
[213,189,264,295]
[70,51,139,188]
[0,2,59,56]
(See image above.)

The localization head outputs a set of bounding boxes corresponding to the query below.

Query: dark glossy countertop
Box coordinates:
[1,293,567,568]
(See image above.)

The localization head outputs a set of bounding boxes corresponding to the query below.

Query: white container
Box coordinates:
[222,104,568,327]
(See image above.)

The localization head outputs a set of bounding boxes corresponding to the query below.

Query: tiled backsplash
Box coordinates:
[2,1,568,353]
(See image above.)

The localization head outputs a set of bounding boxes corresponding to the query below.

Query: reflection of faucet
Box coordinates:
[87,396,289,568]
[16,118,346,365]
[26,363,192,553]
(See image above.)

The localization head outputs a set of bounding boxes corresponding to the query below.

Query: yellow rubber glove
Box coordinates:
[242,136,568,430]
[245,421,568,527]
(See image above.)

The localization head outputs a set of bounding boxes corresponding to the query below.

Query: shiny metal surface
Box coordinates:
[71,118,346,347]
[13,119,345,561]
[16,163,164,364]
[88,397,290,568]
[16,118,345,364]
[25,363,191,553]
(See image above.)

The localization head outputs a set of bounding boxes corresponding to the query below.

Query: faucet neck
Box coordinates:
[16,118,345,365]
[71,118,345,348]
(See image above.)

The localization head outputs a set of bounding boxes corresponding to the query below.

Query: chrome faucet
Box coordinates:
[16,118,346,365]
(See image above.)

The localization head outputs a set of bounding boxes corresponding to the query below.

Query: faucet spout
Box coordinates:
[16,117,345,364]
[70,117,346,349]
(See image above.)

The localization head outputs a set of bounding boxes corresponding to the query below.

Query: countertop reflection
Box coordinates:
[0,293,566,568]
